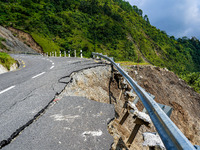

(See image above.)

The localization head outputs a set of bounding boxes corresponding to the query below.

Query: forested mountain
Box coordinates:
[1,0,200,86]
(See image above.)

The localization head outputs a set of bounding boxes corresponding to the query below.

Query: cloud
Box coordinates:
[126,0,200,39]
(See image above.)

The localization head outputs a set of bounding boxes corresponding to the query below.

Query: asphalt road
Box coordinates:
[0,55,114,149]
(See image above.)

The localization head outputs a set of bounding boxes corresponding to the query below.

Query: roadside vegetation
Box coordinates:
[0,52,16,70]
[0,0,200,92]
[0,37,6,50]
[181,73,200,93]
[0,37,16,70]
[116,61,150,66]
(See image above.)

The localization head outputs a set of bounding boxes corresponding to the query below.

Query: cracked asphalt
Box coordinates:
[0,55,114,149]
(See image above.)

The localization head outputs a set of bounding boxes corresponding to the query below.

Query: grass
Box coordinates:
[0,37,6,42]
[0,37,7,50]
[116,61,150,66]
[31,33,60,53]
[0,52,16,70]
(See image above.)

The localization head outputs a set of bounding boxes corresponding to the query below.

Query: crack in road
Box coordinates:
[1,94,33,116]
[0,95,56,149]
[58,63,106,85]
[0,62,108,149]
[0,90,35,117]
[2,82,53,115]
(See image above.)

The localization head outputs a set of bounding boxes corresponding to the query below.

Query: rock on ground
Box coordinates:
[0,64,8,74]
[142,132,166,150]
[0,63,17,75]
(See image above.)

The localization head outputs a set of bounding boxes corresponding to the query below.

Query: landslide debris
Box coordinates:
[128,65,200,145]
[58,63,200,149]
[58,65,111,104]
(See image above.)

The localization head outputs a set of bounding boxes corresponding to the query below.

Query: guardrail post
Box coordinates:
[68,50,70,57]
[64,51,66,57]
[74,50,76,57]
[60,51,61,57]
[194,145,200,150]
[80,50,83,58]
[126,120,142,147]
[91,52,196,149]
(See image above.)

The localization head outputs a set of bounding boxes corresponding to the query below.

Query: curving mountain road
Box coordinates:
[0,54,114,150]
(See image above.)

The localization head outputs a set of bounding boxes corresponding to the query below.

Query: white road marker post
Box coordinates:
[80,50,83,58]
[55,51,57,57]
[60,51,61,57]
[64,51,66,57]
[74,50,76,57]
[68,50,70,57]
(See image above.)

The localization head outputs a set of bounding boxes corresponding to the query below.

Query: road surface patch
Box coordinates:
[82,130,103,141]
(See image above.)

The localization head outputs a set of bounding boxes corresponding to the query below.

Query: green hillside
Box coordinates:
[1,0,200,91]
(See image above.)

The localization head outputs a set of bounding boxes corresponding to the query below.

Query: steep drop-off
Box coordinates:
[59,63,200,149]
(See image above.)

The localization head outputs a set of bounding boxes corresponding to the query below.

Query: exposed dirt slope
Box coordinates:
[58,62,200,149]
[0,26,39,53]
[7,27,42,53]
[127,65,200,145]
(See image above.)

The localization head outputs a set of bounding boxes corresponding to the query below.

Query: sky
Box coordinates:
[126,0,200,39]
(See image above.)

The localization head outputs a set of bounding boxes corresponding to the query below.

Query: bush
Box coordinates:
[0,52,16,70]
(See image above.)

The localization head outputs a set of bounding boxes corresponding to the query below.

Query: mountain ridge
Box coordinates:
[0,0,200,91]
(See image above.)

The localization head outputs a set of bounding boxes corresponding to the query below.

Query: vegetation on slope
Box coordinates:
[0,37,15,70]
[0,0,200,92]
[0,37,7,50]
[181,73,200,93]
[0,52,16,70]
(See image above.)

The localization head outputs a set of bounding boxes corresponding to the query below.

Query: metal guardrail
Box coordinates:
[92,52,196,150]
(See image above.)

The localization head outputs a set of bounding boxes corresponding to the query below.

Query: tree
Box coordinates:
[144,15,150,24]
[133,5,142,16]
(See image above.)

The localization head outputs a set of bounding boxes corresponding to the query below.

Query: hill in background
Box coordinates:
[1,0,200,91]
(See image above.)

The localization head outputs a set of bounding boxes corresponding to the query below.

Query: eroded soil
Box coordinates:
[58,63,200,149]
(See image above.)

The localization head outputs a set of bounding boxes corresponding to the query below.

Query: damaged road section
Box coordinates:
[3,96,115,150]
[0,55,108,149]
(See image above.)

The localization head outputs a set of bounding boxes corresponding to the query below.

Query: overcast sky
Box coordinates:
[127,0,200,39]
